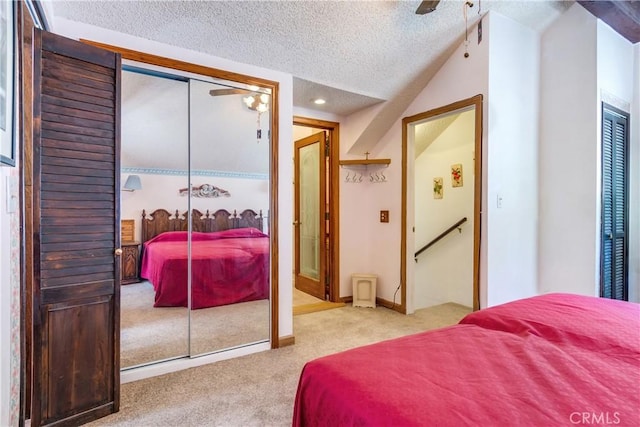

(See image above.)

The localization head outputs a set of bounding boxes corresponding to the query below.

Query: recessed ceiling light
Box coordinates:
[314,98,326,105]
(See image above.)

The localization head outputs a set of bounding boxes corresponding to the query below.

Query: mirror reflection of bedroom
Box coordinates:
[120,64,271,369]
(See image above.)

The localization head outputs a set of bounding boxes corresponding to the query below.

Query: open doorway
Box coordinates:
[401,95,483,313]
[292,117,340,313]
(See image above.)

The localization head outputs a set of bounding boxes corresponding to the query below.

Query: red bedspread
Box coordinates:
[140,228,269,309]
[293,294,640,426]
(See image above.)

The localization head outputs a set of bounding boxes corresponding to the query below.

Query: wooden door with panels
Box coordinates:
[31,29,121,426]
[294,131,327,300]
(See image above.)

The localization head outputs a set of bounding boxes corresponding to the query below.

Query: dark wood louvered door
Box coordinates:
[600,104,629,301]
[31,29,121,426]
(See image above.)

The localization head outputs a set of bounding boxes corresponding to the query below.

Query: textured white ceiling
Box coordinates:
[50,0,573,116]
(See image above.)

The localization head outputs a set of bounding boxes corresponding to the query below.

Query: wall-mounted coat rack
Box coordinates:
[340,153,391,183]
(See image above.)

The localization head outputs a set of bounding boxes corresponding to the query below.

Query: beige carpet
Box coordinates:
[122,282,269,368]
[90,302,471,426]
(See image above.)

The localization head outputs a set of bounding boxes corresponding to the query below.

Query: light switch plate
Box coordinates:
[6,176,17,214]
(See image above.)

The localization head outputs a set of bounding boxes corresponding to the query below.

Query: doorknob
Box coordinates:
[293,221,301,226]
[114,248,123,256]
[607,233,613,240]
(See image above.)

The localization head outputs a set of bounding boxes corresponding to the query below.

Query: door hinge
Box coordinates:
[325,212,330,220]
[325,275,330,300]
[324,132,331,157]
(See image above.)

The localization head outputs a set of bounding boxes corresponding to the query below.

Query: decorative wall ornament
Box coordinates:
[179,183,231,198]
[433,177,443,199]
[451,163,463,187]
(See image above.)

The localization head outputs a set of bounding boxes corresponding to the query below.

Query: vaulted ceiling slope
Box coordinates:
[50,1,572,117]
[578,0,640,43]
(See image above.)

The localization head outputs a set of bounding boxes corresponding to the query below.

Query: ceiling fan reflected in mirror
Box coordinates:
[208,87,269,112]
[208,88,251,97]
[208,86,270,142]
[415,0,440,14]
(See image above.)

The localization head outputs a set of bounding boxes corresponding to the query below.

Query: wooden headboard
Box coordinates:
[141,208,264,243]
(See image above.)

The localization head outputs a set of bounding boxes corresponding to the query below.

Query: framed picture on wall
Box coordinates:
[451,164,463,187]
[0,0,15,166]
[433,177,443,199]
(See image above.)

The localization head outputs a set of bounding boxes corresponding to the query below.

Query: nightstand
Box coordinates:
[121,241,141,285]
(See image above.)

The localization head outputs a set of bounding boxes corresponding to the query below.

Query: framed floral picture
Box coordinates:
[0,0,15,166]
[433,177,443,199]
[451,163,463,187]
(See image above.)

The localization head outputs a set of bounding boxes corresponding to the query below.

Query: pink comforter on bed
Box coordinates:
[140,228,269,309]
[293,294,640,426]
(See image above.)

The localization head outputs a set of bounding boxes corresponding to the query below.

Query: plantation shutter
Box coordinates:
[600,105,628,301]
[31,29,121,426]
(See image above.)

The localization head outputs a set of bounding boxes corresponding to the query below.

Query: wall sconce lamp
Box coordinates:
[123,175,142,192]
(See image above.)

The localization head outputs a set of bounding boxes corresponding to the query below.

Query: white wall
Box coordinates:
[293,106,343,125]
[51,19,295,343]
[539,4,638,300]
[596,21,639,303]
[338,11,541,312]
[630,44,640,303]
[0,173,12,427]
[1,166,20,427]
[414,112,475,308]
[339,12,489,313]
[539,4,599,296]
[292,126,315,141]
[297,6,636,312]
[485,12,539,306]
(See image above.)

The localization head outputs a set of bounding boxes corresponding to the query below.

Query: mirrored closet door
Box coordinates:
[189,79,271,356]
[120,69,190,368]
[119,63,272,369]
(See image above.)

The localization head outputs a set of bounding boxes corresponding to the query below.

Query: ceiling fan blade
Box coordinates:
[415,0,440,14]
[208,88,251,96]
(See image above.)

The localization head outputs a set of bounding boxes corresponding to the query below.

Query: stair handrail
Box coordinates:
[414,217,467,261]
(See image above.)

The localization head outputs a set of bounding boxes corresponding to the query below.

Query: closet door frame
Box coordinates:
[81,40,281,349]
